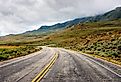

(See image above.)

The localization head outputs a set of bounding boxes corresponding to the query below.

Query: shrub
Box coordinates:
[0,46,42,61]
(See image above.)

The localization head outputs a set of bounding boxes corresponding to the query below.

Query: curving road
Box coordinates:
[0,47,121,82]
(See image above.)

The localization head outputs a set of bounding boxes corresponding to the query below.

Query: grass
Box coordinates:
[0,46,42,61]
[82,39,121,61]
[0,46,20,49]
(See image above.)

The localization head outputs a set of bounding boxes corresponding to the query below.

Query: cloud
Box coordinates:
[0,0,121,35]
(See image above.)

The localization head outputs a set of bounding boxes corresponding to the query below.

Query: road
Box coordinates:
[0,47,121,82]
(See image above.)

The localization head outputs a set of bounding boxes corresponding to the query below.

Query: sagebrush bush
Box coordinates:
[0,46,42,61]
[81,39,121,61]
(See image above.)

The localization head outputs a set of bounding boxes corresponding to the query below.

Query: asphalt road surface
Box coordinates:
[0,47,121,82]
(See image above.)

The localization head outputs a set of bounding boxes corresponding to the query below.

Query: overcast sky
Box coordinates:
[0,0,121,36]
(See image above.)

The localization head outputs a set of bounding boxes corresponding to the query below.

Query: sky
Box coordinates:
[0,0,121,36]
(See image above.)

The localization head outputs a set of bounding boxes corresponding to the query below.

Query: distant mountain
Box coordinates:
[25,7,121,35]
[24,18,91,35]
[89,7,121,21]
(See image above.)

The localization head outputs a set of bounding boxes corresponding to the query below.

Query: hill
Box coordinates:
[25,7,121,35]
[33,19,121,65]
[24,17,91,35]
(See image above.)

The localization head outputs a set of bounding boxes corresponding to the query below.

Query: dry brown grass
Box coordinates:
[0,46,20,49]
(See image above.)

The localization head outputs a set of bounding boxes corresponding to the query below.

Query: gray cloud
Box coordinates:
[0,0,121,35]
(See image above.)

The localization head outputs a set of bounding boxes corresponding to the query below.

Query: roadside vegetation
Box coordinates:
[81,39,121,61]
[0,46,42,61]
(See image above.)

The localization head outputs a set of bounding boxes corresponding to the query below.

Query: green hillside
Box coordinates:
[31,19,121,65]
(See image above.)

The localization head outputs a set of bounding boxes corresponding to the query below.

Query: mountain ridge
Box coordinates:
[24,7,121,35]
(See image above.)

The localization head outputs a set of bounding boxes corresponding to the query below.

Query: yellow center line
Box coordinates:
[32,53,58,82]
